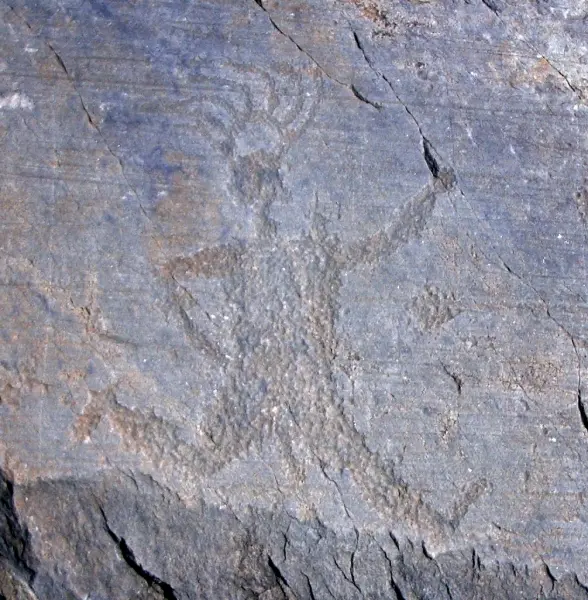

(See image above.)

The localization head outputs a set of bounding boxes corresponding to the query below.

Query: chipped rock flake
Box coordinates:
[0,93,33,110]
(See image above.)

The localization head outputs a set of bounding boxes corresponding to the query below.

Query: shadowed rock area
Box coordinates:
[1,0,588,597]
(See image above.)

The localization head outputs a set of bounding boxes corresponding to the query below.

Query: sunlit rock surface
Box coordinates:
[2,0,588,597]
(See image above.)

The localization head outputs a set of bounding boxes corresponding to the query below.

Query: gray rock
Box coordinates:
[2,0,588,597]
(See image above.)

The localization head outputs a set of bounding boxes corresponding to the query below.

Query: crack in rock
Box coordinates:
[252,0,380,110]
[99,507,178,600]
[478,0,583,100]
[351,30,457,185]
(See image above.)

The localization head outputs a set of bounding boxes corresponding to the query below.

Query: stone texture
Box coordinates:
[2,0,588,597]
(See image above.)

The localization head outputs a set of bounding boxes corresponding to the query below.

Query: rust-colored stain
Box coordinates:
[529,57,556,84]
[72,391,104,443]
[161,245,241,280]
[507,55,570,92]
[341,0,397,34]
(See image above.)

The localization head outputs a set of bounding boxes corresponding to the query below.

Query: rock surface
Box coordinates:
[2,0,588,597]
